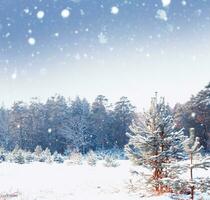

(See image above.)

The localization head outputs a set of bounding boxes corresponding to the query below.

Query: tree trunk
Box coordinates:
[190,153,194,200]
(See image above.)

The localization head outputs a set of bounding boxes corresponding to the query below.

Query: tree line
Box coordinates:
[0,95,135,153]
[174,82,210,151]
[0,82,209,154]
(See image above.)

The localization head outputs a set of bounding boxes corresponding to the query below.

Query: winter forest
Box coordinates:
[0,0,210,199]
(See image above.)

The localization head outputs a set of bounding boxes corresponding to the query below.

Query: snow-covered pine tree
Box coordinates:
[34,145,43,161]
[125,94,185,193]
[13,149,25,164]
[42,148,52,163]
[53,151,64,163]
[86,150,97,166]
[104,155,119,167]
[0,147,6,162]
[68,149,83,165]
[182,128,210,200]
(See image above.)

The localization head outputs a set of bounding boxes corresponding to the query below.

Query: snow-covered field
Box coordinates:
[0,160,209,200]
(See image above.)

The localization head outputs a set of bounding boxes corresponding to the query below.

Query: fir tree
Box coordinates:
[182,128,210,199]
[104,155,119,167]
[125,94,185,193]
[42,148,52,163]
[53,151,64,163]
[86,150,97,166]
[34,145,43,161]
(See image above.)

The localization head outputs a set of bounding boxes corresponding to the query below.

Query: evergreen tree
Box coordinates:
[125,94,185,193]
[182,128,210,199]
[174,82,210,150]
[86,150,97,166]
[34,145,43,161]
[53,151,64,163]
[60,97,91,153]
[90,95,109,150]
[113,97,135,148]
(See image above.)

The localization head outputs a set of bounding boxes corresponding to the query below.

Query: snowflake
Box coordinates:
[156,9,168,21]
[191,112,196,118]
[161,0,171,7]
[111,6,119,15]
[5,32,10,38]
[36,10,45,19]
[48,128,52,133]
[98,32,108,44]
[28,37,36,45]
[54,32,59,37]
[61,9,71,18]
[181,0,187,6]
[11,71,17,80]
[24,8,30,14]
[80,9,85,16]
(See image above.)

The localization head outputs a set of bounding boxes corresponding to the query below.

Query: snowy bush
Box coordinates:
[41,148,53,163]
[86,150,97,166]
[95,148,125,160]
[34,146,53,163]
[0,147,6,162]
[24,151,34,163]
[34,145,43,162]
[53,151,64,163]
[13,149,25,164]
[103,155,119,167]
[67,150,83,165]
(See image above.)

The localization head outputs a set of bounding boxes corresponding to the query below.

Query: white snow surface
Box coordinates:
[0,160,209,200]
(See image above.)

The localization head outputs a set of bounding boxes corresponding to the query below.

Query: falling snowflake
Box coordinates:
[182,0,187,6]
[48,128,52,133]
[5,32,10,38]
[161,0,171,7]
[24,8,30,14]
[111,6,119,15]
[191,112,196,118]
[156,9,168,21]
[54,32,59,37]
[11,71,17,80]
[28,37,36,45]
[98,32,108,44]
[61,9,71,18]
[36,10,45,19]
[80,9,85,16]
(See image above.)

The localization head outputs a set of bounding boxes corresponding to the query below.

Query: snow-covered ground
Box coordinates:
[0,160,209,200]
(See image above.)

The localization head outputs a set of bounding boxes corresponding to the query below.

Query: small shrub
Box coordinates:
[87,150,97,166]
[14,150,25,164]
[68,150,83,165]
[42,148,53,163]
[0,147,6,162]
[104,155,119,167]
[53,151,64,163]
[24,151,34,163]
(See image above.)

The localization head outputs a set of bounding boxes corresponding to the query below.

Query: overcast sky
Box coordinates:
[0,0,209,110]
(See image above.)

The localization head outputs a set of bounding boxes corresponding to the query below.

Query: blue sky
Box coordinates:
[0,0,210,110]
